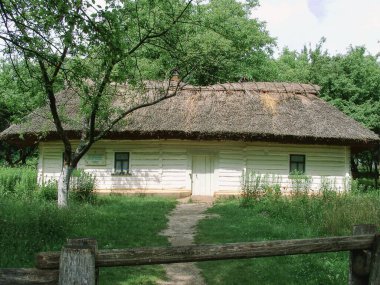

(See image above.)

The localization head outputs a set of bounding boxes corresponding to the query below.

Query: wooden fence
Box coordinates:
[1,224,379,285]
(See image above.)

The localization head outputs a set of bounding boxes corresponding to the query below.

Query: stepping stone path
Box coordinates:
[158,200,213,285]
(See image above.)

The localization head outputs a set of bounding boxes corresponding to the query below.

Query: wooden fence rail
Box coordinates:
[36,235,376,269]
[0,224,379,285]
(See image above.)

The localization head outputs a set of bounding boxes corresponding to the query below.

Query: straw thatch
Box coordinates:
[1,81,379,146]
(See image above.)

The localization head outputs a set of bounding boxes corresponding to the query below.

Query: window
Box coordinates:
[289,154,305,173]
[114,152,130,174]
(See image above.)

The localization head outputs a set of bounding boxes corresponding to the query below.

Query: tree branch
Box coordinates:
[88,62,115,141]
[94,74,190,142]
[1,1,62,54]
[126,0,193,56]
[38,59,72,162]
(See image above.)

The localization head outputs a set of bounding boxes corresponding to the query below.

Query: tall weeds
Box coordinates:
[240,170,380,235]
[318,192,380,235]
[245,192,380,236]
[0,166,96,202]
[240,171,281,207]
[288,170,312,194]
[0,167,37,197]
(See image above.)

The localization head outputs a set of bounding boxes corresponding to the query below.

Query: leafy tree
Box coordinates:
[307,46,380,185]
[311,47,380,135]
[178,0,275,84]
[267,47,311,83]
[0,61,45,165]
[269,43,380,186]
[271,42,380,134]
[0,0,274,206]
[132,0,275,84]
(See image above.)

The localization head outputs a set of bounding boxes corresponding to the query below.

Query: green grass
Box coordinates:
[0,195,176,285]
[195,192,380,285]
[2,165,379,283]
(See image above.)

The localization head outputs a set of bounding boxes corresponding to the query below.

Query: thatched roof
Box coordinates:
[1,82,379,146]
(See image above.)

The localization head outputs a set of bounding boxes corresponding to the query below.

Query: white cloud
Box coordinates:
[253,0,380,56]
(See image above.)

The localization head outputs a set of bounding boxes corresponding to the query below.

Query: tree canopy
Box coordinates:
[0,61,45,165]
[268,43,380,136]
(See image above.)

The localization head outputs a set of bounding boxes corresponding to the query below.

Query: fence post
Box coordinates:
[369,234,380,284]
[349,224,377,285]
[59,238,98,285]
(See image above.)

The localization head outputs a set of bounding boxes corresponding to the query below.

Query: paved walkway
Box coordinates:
[157,199,213,285]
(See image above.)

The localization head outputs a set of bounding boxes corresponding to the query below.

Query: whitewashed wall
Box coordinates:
[38,140,350,195]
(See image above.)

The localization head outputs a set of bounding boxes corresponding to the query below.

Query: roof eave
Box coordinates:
[2,130,379,148]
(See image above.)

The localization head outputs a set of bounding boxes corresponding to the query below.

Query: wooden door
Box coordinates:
[192,155,214,196]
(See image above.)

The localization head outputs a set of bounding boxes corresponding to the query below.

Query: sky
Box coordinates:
[253,0,380,56]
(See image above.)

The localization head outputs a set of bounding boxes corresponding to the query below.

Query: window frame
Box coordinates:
[113,152,130,175]
[289,154,306,174]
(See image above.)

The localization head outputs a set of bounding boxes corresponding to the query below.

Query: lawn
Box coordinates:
[0,195,176,285]
[1,165,379,284]
[195,192,380,285]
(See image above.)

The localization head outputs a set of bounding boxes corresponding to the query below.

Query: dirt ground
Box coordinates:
[157,198,216,285]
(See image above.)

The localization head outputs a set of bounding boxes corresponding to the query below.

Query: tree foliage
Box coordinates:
[313,47,380,135]
[0,61,44,165]
[130,0,275,84]
[0,61,45,128]
[269,42,380,135]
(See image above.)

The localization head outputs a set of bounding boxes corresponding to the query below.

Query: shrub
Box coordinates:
[37,169,96,202]
[352,178,378,192]
[70,169,96,202]
[38,181,58,201]
[0,166,97,203]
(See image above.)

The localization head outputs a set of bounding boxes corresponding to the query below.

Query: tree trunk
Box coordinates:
[374,162,379,190]
[373,150,379,190]
[351,156,359,177]
[59,239,97,285]
[58,165,73,207]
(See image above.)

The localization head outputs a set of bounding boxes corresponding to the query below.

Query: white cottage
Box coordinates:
[1,82,379,197]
